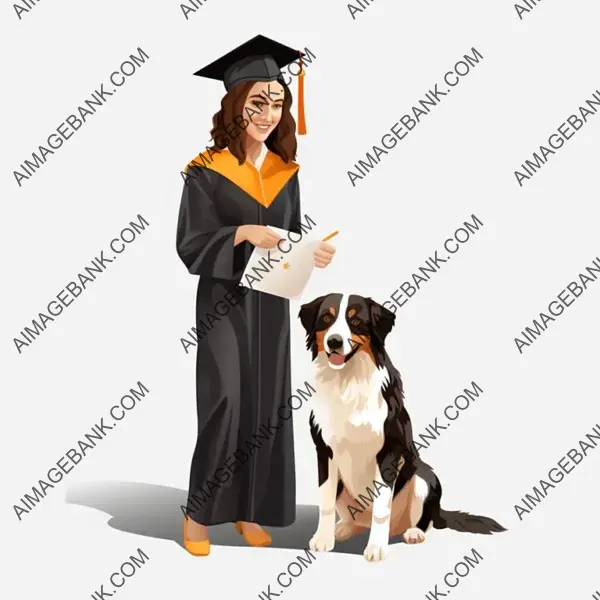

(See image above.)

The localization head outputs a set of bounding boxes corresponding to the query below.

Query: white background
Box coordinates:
[1,0,599,598]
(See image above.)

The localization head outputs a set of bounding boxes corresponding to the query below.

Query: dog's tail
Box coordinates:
[433,509,506,534]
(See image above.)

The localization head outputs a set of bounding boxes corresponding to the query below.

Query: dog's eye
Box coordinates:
[350,318,360,326]
[323,314,332,324]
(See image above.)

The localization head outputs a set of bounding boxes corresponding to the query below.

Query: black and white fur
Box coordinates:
[299,293,506,562]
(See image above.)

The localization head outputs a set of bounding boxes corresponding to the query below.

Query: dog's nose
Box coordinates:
[326,334,343,351]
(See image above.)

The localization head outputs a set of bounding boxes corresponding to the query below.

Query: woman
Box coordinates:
[176,35,336,556]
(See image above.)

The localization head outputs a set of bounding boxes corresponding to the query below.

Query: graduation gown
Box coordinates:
[176,148,302,527]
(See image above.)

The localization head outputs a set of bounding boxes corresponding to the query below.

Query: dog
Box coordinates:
[299,293,506,562]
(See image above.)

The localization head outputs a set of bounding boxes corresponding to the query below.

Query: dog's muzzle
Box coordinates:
[325,334,360,368]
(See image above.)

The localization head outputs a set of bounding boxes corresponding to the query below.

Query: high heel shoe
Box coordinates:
[183,516,211,556]
[235,521,272,547]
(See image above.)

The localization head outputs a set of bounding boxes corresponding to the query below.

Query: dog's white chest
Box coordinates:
[314,394,387,497]
[312,355,390,470]
[315,397,387,446]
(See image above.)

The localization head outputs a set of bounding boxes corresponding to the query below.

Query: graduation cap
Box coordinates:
[194,34,307,135]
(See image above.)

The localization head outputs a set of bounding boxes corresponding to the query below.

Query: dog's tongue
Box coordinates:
[329,353,344,366]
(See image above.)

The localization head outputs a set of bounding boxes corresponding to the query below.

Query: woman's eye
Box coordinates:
[273,104,283,110]
[351,319,360,326]
[252,101,266,109]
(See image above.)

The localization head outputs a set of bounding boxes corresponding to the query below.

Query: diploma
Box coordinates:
[239,227,338,300]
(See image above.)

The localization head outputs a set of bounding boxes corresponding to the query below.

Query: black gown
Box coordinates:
[176,148,302,527]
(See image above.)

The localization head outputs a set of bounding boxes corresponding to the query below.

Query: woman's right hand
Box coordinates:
[235,225,282,249]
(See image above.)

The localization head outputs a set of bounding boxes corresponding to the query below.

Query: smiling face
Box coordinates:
[243,80,285,143]
[209,79,297,164]
[299,294,397,370]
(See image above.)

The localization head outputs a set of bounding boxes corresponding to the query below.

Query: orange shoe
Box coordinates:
[235,521,272,547]
[183,517,210,556]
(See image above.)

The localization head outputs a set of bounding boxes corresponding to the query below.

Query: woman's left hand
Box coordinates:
[313,241,336,268]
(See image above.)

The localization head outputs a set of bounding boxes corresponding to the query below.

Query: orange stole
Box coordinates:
[186,150,299,208]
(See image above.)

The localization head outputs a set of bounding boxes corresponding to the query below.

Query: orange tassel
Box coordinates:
[297,54,306,135]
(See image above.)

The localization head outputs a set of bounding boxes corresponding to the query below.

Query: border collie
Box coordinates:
[299,293,506,562]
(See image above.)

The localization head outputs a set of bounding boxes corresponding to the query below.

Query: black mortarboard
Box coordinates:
[193,34,307,134]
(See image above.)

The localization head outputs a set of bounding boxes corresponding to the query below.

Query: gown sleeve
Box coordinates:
[176,166,248,280]
[288,172,304,235]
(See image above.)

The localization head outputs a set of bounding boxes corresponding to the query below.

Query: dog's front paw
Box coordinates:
[309,529,335,552]
[363,543,388,562]
[403,527,426,544]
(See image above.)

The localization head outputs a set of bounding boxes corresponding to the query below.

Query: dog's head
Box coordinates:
[299,294,396,370]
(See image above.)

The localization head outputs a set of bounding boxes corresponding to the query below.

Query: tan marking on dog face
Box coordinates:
[316,328,328,353]
[352,332,377,365]
[348,308,357,318]
[316,311,335,354]
[329,306,337,317]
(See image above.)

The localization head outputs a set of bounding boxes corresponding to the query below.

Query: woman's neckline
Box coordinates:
[247,144,268,170]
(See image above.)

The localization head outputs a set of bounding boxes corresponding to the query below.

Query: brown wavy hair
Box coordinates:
[209,79,297,164]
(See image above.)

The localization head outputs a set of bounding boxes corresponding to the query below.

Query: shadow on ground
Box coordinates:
[66,481,405,555]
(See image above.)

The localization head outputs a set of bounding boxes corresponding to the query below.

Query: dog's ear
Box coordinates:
[367,298,396,366]
[298,295,325,334]
[299,296,325,360]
